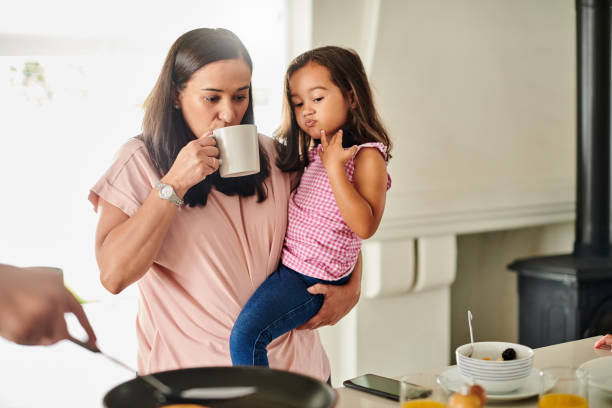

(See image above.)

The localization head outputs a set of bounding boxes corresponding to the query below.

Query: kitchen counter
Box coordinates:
[334,336,611,407]
[1,302,608,408]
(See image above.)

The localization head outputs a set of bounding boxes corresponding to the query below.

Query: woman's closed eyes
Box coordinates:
[203,94,248,103]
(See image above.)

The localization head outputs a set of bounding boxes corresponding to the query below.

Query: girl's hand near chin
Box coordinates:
[318,129,358,171]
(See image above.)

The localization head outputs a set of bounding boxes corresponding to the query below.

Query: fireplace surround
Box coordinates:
[509,0,612,348]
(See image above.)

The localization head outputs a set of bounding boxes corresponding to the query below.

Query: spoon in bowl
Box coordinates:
[68,336,256,403]
[467,310,474,358]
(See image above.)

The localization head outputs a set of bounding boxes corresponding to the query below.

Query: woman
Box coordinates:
[89,28,361,382]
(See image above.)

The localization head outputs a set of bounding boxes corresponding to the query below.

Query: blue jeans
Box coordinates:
[230,263,350,366]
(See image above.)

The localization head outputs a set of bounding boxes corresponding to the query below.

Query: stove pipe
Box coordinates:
[575,0,612,257]
[507,0,612,348]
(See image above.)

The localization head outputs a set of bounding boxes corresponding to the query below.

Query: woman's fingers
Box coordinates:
[297,283,354,330]
[186,133,215,150]
[200,145,219,158]
[198,134,217,147]
[194,155,219,176]
[196,149,220,169]
[207,156,220,172]
[167,134,221,188]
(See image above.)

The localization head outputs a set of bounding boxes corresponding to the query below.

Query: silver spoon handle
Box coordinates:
[468,310,474,344]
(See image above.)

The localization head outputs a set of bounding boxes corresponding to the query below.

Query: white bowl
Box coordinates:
[455,341,534,394]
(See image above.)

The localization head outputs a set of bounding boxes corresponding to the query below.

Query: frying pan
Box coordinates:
[103,366,337,408]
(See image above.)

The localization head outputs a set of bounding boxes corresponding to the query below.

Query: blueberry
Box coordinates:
[502,348,516,361]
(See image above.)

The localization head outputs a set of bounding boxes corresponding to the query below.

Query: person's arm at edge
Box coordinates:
[0,264,96,346]
[594,334,612,350]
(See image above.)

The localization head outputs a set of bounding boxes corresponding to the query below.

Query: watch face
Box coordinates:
[161,185,173,199]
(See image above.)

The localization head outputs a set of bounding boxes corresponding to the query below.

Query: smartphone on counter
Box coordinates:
[343,373,432,401]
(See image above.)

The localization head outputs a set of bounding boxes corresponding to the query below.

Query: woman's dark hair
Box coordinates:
[275,46,392,172]
[141,28,270,207]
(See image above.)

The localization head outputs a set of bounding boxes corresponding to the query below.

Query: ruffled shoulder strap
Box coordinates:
[351,142,391,190]
[352,142,389,162]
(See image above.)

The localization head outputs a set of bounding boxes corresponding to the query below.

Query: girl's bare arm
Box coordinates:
[324,146,388,239]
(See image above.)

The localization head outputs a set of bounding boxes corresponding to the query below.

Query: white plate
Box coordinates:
[579,356,612,395]
[437,367,550,401]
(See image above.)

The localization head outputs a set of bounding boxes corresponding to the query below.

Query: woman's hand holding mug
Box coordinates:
[161,131,220,198]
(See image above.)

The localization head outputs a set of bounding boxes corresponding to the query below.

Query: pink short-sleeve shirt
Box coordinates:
[89,136,331,380]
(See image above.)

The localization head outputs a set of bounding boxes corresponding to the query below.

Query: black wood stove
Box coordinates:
[508,0,612,348]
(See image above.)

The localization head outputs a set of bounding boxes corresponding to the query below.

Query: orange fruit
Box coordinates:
[468,384,486,406]
[448,392,481,408]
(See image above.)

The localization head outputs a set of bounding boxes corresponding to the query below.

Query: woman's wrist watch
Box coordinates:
[155,182,184,207]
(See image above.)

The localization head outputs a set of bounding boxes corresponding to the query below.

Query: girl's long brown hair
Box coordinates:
[141,28,270,207]
[275,46,392,172]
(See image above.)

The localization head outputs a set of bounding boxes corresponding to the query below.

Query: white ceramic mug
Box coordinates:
[212,124,260,178]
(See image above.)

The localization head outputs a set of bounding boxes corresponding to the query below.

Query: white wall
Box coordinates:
[313,0,575,224]
[310,0,577,384]
[0,0,287,301]
[0,3,288,406]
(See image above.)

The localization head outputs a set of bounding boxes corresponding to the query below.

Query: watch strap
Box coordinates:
[155,182,184,207]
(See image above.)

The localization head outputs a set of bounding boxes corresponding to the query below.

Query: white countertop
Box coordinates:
[334,336,612,408]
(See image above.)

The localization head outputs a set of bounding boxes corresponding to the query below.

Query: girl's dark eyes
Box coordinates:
[204,96,219,103]
[234,94,248,101]
[291,96,323,108]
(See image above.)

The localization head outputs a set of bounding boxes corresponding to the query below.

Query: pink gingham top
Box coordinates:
[281,142,391,280]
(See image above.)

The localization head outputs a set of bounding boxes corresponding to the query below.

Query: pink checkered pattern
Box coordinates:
[281,142,392,280]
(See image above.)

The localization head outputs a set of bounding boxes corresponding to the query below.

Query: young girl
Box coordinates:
[230,46,392,367]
